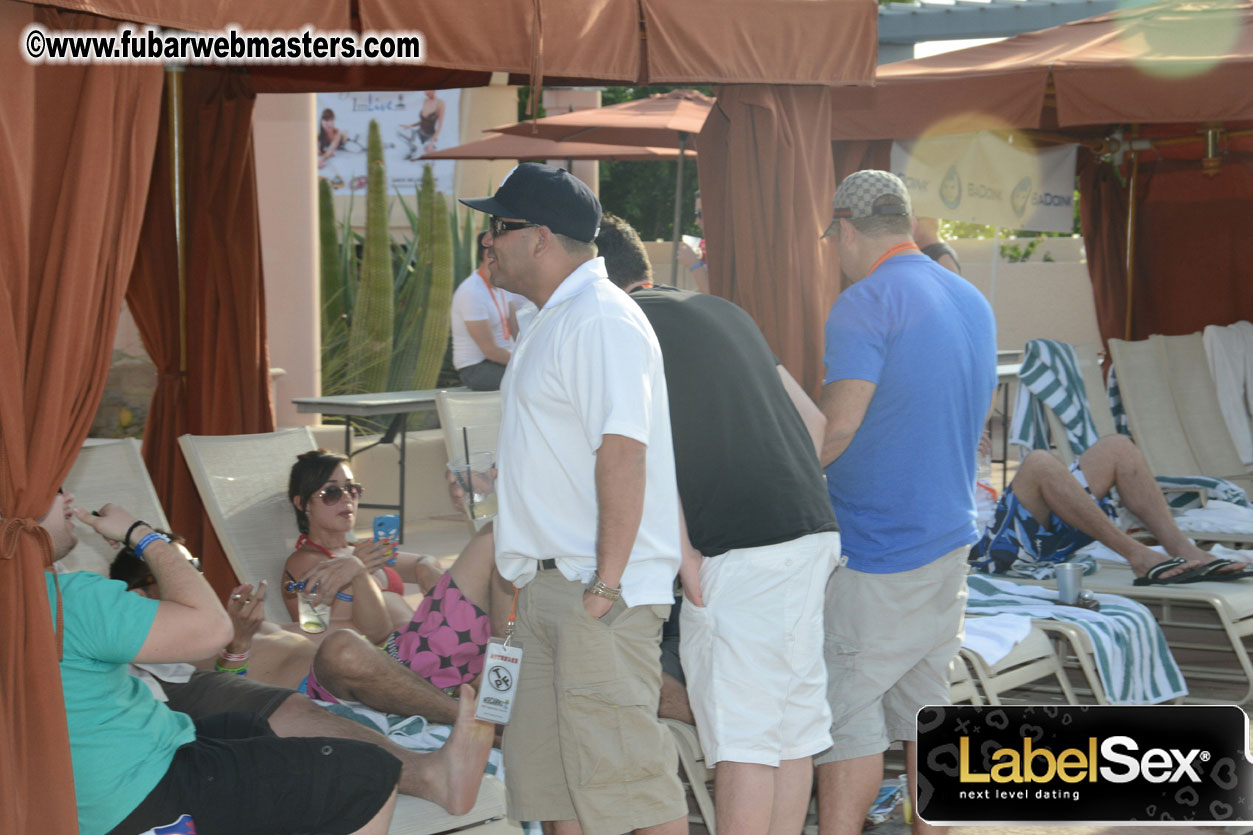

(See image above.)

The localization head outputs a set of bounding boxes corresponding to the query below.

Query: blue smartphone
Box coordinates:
[373,514,400,564]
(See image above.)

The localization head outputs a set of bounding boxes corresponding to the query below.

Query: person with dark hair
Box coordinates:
[599,214,839,835]
[36,490,402,835]
[816,170,997,835]
[450,229,524,390]
[285,450,506,712]
[110,544,495,813]
[282,449,419,634]
[461,163,689,835]
[318,108,345,168]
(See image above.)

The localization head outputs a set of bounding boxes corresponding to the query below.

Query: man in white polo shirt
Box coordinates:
[460,163,687,835]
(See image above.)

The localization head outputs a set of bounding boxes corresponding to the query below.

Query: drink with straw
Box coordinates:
[447,451,497,525]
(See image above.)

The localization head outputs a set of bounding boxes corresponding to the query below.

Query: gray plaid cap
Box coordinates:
[822,170,913,238]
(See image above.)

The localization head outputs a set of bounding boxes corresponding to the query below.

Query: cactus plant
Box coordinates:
[345,119,393,395]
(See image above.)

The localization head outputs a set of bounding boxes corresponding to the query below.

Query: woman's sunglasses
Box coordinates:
[315,483,364,505]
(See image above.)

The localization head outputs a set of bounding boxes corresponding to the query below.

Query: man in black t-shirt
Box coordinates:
[598,215,841,835]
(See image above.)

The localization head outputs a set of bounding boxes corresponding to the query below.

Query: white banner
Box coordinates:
[890,132,1077,233]
[315,89,461,195]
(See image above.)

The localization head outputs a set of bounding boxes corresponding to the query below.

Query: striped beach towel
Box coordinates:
[1010,340,1101,457]
[966,574,1188,705]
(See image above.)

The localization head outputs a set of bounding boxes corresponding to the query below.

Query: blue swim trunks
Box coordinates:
[969,462,1117,575]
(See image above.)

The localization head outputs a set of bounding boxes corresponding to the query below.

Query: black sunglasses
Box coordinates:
[490,216,537,237]
[315,483,364,505]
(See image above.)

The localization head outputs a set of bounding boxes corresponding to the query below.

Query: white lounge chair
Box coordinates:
[62,438,171,576]
[959,624,1078,705]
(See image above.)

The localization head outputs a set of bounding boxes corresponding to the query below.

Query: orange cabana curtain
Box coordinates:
[0,5,164,832]
[1080,153,1253,345]
[130,68,274,598]
[698,85,838,397]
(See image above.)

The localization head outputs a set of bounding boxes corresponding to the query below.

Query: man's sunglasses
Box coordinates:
[490,216,537,237]
[315,483,364,505]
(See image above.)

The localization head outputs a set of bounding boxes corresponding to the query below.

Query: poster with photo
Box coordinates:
[315,89,461,196]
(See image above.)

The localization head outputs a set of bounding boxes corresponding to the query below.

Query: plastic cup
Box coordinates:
[1055,562,1084,605]
[447,452,497,524]
[297,591,331,633]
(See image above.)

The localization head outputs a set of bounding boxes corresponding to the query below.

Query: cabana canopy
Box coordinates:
[422,132,688,162]
[3,1,876,830]
[829,0,1253,140]
[828,0,1253,350]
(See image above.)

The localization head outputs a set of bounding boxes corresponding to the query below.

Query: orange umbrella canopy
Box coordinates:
[490,89,714,147]
[828,0,1253,141]
[421,132,688,161]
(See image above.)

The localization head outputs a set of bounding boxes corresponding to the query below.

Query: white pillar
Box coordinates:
[254,92,319,426]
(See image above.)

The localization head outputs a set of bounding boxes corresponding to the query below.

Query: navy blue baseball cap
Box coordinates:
[460,163,602,243]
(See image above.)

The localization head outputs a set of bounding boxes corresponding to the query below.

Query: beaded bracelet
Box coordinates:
[124,520,148,549]
[214,660,249,676]
[219,649,250,663]
[133,531,172,561]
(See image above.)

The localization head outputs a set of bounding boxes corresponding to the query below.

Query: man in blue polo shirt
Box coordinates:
[814,170,997,835]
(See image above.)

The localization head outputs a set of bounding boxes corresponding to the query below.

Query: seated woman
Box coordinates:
[285,449,504,697]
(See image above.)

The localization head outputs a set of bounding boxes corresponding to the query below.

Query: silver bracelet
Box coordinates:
[588,573,622,601]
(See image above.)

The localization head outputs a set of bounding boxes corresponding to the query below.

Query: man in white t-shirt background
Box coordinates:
[450,231,524,390]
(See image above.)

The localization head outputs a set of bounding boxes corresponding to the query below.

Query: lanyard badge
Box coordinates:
[475,589,523,724]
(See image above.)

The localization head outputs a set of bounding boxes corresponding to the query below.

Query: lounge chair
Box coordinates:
[959,623,1078,705]
[660,718,716,835]
[179,429,517,835]
[179,428,319,624]
[948,653,983,705]
[1108,333,1253,494]
[436,390,502,463]
[62,438,171,575]
[1045,562,1253,705]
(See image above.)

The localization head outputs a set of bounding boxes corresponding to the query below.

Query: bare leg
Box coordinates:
[816,754,882,835]
[351,785,397,835]
[770,757,814,835]
[1009,448,1195,579]
[313,628,459,724]
[905,741,945,835]
[658,672,695,724]
[447,524,498,612]
[1077,435,1226,568]
[714,762,775,835]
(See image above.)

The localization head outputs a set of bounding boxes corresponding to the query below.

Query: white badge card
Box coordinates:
[475,640,523,724]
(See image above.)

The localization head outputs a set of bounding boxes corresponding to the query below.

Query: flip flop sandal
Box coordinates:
[1180,559,1253,582]
[1132,556,1189,586]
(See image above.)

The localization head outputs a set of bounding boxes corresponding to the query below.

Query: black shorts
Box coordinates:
[107,712,401,835]
[160,670,293,721]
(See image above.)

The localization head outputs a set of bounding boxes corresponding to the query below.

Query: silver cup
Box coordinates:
[1055,562,1084,604]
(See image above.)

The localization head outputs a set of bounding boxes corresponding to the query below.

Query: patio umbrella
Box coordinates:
[489,89,715,282]
[420,132,688,162]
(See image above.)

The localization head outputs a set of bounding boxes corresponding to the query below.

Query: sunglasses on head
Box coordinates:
[490,216,537,238]
[315,483,364,505]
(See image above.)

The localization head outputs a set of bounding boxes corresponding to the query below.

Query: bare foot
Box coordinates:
[425,684,494,815]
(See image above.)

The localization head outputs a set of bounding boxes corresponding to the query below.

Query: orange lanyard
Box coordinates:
[867,242,921,275]
[482,274,512,340]
[504,587,519,645]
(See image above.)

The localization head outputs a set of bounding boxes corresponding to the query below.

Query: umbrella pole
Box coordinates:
[670,132,689,285]
[1123,150,1139,341]
[166,65,188,383]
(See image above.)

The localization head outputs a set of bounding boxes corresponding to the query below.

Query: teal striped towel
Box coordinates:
[1010,340,1101,457]
[966,574,1188,705]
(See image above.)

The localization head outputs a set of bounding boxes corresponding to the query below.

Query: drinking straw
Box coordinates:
[463,426,475,519]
